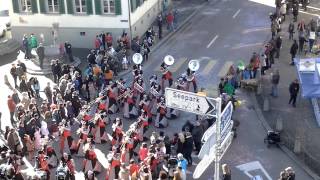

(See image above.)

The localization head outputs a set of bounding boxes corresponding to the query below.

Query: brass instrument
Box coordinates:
[134,82,144,93]
[150,87,161,97]
[116,90,133,101]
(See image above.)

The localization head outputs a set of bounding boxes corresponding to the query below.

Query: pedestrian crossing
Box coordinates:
[153,57,234,79]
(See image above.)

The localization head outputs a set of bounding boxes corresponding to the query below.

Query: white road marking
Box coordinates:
[236,161,272,180]
[299,10,320,17]
[242,27,270,34]
[206,35,219,48]
[232,9,241,19]
[231,42,263,49]
[299,4,320,11]
[218,61,233,77]
[201,60,217,75]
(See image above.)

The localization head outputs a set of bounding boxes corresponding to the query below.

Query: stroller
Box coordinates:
[264,130,281,147]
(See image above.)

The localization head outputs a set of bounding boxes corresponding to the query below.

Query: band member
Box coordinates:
[97,95,108,111]
[60,153,76,180]
[149,74,158,87]
[160,62,173,93]
[43,138,59,169]
[112,118,124,144]
[155,97,168,128]
[75,123,90,157]
[176,76,188,91]
[106,151,121,180]
[116,79,127,106]
[139,94,152,123]
[37,150,50,179]
[133,77,145,104]
[106,83,118,114]
[59,120,72,154]
[94,112,109,144]
[150,83,162,115]
[83,139,101,174]
[123,88,138,119]
[186,68,197,92]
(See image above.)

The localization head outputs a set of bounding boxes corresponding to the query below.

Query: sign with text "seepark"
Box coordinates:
[165,88,216,116]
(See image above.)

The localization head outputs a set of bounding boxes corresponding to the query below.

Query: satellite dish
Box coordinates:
[164,55,175,66]
[188,59,200,71]
[132,53,143,64]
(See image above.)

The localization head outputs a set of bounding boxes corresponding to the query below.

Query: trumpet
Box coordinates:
[134,82,144,93]
[116,90,133,101]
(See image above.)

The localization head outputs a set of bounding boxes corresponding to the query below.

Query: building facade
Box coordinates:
[9,0,162,48]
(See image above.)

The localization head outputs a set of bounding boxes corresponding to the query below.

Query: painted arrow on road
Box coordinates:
[165,88,217,116]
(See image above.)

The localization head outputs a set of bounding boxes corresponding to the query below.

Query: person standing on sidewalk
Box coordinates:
[288,21,295,40]
[10,64,18,88]
[271,69,280,97]
[290,40,298,65]
[157,14,163,39]
[7,95,16,126]
[222,164,231,180]
[289,79,299,107]
[275,36,282,58]
[65,41,74,62]
[166,11,174,32]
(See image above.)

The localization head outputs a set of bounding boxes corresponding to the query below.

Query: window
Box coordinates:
[21,0,32,12]
[75,0,86,13]
[48,0,59,13]
[102,0,115,14]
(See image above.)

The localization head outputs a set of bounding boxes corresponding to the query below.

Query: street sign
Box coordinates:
[202,123,216,143]
[220,101,233,134]
[165,88,217,116]
[198,127,216,159]
[193,152,216,179]
[194,131,234,179]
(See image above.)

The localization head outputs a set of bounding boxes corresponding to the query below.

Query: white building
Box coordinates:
[8,0,164,48]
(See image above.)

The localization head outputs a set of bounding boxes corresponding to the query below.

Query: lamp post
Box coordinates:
[127,0,133,41]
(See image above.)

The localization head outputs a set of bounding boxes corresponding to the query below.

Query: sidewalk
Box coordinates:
[256,5,320,177]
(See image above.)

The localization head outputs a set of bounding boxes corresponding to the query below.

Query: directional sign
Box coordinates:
[198,127,216,159]
[220,101,233,134]
[194,131,234,179]
[165,88,217,116]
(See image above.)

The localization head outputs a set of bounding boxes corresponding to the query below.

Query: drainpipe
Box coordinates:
[127,0,133,41]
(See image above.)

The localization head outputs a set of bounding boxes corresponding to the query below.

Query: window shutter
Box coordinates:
[67,0,74,14]
[31,0,38,13]
[115,0,121,15]
[136,0,140,7]
[86,0,93,14]
[59,0,65,13]
[39,0,47,13]
[12,0,20,13]
[94,0,101,15]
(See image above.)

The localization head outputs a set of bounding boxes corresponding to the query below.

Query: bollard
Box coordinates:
[294,137,301,154]
[276,116,283,132]
[256,83,262,95]
[263,97,269,111]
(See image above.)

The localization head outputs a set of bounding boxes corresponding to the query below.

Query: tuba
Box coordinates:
[132,53,143,65]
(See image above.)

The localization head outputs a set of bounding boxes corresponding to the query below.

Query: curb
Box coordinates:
[250,93,320,180]
[116,0,213,78]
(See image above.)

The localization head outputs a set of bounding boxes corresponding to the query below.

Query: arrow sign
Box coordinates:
[165,88,217,116]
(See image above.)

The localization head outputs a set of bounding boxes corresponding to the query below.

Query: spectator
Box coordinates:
[270,69,280,97]
[10,64,18,88]
[290,40,298,65]
[65,41,74,62]
[289,79,300,107]
[222,164,231,180]
[7,95,16,126]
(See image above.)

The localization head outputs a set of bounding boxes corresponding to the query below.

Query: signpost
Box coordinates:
[165,88,216,116]
[165,88,235,180]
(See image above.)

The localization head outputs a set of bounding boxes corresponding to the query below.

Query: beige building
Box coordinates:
[9,0,163,48]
